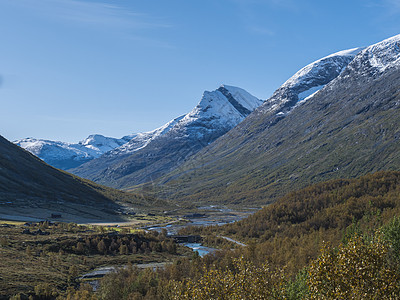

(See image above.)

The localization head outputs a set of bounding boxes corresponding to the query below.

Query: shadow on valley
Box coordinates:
[0,135,168,223]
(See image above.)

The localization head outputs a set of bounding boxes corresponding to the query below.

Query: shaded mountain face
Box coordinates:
[14,134,134,170]
[0,135,156,222]
[71,85,263,188]
[152,35,400,206]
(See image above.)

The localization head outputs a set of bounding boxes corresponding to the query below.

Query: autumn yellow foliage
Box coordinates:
[308,233,400,299]
[171,257,286,300]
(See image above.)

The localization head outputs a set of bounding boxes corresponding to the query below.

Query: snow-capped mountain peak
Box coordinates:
[177,84,263,130]
[14,134,134,170]
[105,85,263,158]
[282,47,364,90]
[78,134,132,153]
[218,84,263,114]
[106,115,185,157]
[260,47,364,115]
[17,84,262,170]
[323,47,364,59]
[348,34,400,74]
[71,85,263,185]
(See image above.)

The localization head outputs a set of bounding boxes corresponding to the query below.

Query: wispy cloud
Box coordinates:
[362,0,400,34]
[364,0,400,14]
[230,0,298,11]
[228,0,298,36]
[50,0,170,30]
[248,26,275,36]
[383,0,400,10]
[11,0,172,42]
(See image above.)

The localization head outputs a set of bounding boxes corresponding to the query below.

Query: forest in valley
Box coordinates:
[45,171,400,300]
[0,222,185,300]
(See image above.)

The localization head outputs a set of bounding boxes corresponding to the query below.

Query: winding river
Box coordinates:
[81,205,255,288]
[148,205,254,255]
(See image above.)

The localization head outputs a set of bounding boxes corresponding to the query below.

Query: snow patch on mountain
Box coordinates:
[15,134,133,169]
[79,134,133,153]
[16,138,97,160]
[261,47,364,116]
[220,85,263,112]
[324,48,364,59]
[181,92,239,128]
[282,48,364,91]
[297,85,325,103]
[179,85,262,127]
[106,115,185,157]
[349,34,400,74]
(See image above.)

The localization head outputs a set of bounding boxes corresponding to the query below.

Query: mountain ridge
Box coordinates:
[71,84,263,188]
[147,35,400,206]
[0,135,163,222]
[14,134,134,170]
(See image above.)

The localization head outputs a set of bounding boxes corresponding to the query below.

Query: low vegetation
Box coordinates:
[4,171,400,299]
[61,224,400,299]
[0,222,187,299]
[57,171,400,299]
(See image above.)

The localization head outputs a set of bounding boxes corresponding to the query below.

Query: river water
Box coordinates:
[148,205,255,255]
[183,243,217,257]
[81,206,255,286]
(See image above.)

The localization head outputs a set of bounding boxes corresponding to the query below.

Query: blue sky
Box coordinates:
[1,0,400,142]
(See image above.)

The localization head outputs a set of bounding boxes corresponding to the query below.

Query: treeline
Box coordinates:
[220,170,400,241]
[63,218,400,299]
[2,223,181,300]
[44,232,177,256]
[56,171,400,299]
[180,171,400,273]
[172,223,400,299]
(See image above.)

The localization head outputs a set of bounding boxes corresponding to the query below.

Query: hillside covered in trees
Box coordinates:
[57,171,400,299]
[184,171,400,271]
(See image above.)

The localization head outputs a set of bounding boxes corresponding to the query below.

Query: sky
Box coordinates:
[1,0,400,143]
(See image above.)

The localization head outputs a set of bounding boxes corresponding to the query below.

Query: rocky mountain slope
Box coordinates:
[259,47,362,116]
[0,135,161,222]
[71,85,263,188]
[150,35,400,206]
[14,134,134,170]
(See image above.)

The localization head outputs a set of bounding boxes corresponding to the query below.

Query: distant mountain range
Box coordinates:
[15,85,262,188]
[14,34,400,208]
[150,34,400,206]
[68,45,363,191]
[15,45,361,190]
[14,134,135,170]
[0,135,163,222]
[15,85,259,188]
